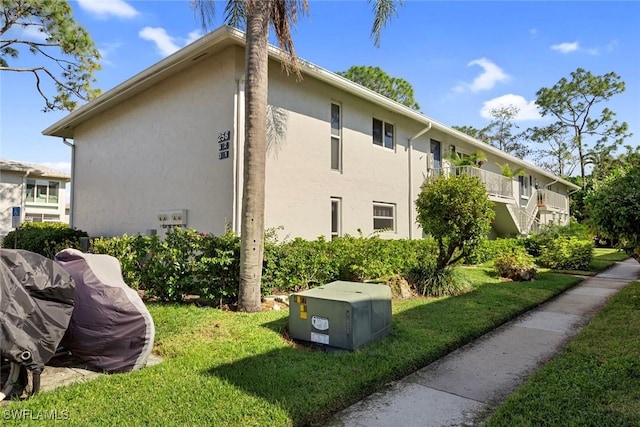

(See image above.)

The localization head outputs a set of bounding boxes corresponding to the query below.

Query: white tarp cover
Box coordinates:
[0,249,75,374]
[55,249,155,373]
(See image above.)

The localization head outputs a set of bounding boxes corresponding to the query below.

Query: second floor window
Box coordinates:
[26,179,59,204]
[373,118,394,149]
[331,103,342,171]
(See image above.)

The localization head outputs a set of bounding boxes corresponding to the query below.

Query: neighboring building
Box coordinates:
[43,26,579,241]
[0,159,70,237]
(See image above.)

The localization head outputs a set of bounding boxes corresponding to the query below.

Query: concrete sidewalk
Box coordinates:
[326,259,640,427]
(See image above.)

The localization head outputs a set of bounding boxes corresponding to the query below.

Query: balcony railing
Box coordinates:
[430,166,514,200]
[537,189,569,212]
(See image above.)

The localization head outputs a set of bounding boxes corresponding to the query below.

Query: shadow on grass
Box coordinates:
[205,272,582,426]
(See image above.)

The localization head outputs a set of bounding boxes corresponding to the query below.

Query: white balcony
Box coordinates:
[537,189,569,212]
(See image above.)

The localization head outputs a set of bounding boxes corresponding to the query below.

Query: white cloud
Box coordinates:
[98,42,123,66]
[139,27,205,57]
[480,94,542,121]
[77,0,139,19]
[453,58,509,93]
[185,30,204,45]
[19,24,48,41]
[42,162,71,174]
[550,41,579,53]
[139,27,180,56]
[606,40,619,52]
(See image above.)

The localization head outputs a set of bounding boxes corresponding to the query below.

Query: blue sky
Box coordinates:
[1,0,638,175]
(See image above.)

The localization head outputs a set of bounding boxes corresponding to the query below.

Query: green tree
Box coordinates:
[416,174,495,271]
[0,0,101,111]
[337,65,420,110]
[486,105,530,158]
[193,0,402,312]
[452,124,491,144]
[527,125,576,176]
[495,162,524,178]
[534,68,630,188]
[447,149,487,168]
[586,166,640,262]
[453,106,529,158]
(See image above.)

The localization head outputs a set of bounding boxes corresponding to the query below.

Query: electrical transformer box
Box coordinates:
[288,281,392,350]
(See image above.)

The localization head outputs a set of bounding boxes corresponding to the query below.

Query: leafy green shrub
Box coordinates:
[91,234,154,290]
[465,238,526,265]
[2,222,88,258]
[416,174,495,270]
[407,258,473,297]
[494,247,537,281]
[524,221,592,257]
[538,236,594,270]
[196,231,241,305]
[263,237,338,294]
[90,228,442,303]
[92,229,240,305]
[331,234,397,282]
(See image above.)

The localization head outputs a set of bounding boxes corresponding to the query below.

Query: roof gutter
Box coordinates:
[62,138,75,227]
[42,25,579,192]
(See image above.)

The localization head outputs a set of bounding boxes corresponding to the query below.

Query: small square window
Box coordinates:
[372,118,394,149]
[373,203,395,231]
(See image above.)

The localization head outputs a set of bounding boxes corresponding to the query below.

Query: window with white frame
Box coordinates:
[331,103,342,171]
[372,118,394,149]
[331,198,341,239]
[373,202,395,231]
[25,179,59,204]
[25,213,61,223]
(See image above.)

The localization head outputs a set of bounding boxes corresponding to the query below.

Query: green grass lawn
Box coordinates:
[485,280,640,426]
[2,268,583,426]
[589,247,630,272]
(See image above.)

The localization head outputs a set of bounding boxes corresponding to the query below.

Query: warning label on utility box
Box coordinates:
[310,332,329,345]
[311,316,329,331]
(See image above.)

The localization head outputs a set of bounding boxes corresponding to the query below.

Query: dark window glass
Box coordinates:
[331,104,340,136]
[373,118,383,146]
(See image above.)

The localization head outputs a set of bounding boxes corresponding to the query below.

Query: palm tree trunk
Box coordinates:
[238,0,270,312]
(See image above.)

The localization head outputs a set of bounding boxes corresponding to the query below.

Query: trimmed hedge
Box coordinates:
[537,236,594,271]
[465,238,527,265]
[2,222,88,258]
[91,229,440,305]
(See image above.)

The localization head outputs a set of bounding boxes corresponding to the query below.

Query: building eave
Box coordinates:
[0,158,71,181]
[42,26,245,139]
[42,26,579,191]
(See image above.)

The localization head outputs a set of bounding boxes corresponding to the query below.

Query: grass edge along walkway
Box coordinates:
[3,269,584,426]
[485,279,640,426]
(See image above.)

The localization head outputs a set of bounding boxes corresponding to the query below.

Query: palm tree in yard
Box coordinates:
[193,0,403,312]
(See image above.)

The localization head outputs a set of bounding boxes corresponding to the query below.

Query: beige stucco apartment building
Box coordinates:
[43,26,579,240]
[0,159,69,238]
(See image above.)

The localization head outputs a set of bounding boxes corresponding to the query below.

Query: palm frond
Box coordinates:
[369,0,403,47]
[224,0,246,29]
[191,0,216,30]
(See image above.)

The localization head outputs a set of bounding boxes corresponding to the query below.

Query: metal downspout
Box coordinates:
[21,171,30,225]
[408,123,432,239]
[62,138,74,227]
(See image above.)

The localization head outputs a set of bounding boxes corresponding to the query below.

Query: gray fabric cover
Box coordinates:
[0,249,75,374]
[55,249,154,373]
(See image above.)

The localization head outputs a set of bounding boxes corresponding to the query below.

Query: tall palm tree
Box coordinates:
[193,0,401,312]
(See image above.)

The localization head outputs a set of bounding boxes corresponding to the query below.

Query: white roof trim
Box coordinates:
[42,26,579,190]
[0,158,70,180]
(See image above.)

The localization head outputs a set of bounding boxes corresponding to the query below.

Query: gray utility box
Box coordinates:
[288,281,392,350]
